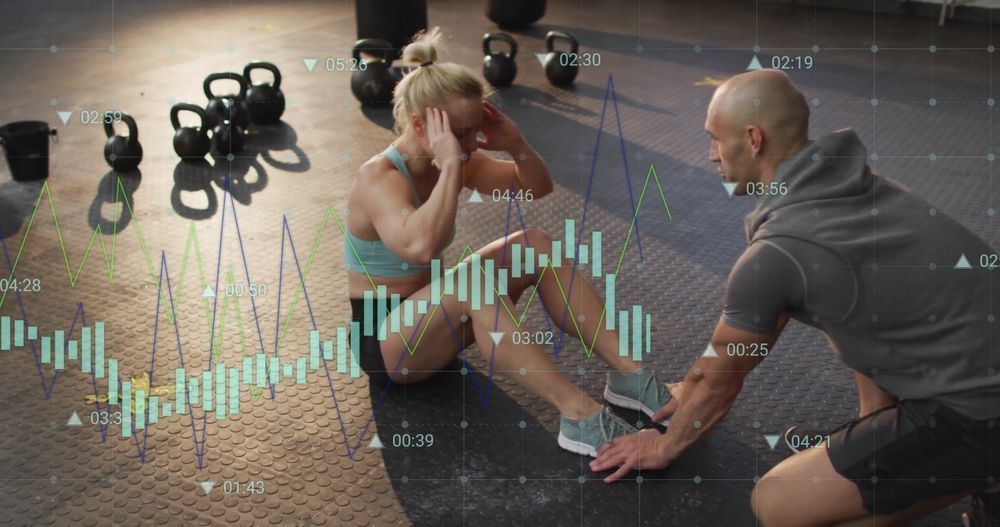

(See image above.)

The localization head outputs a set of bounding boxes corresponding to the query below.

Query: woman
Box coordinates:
[344,27,672,457]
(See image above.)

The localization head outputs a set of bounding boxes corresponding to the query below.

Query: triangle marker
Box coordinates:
[722,181,738,198]
[764,434,781,451]
[66,411,83,427]
[302,58,317,72]
[202,286,215,298]
[746,54,764,71]
[535,52,548,67]
[702,344,719,358]
[368,434,385,449]
[467,189,484,203]
[489,331,505,346]
[198,481,215,495]
[955,254,972,269]
[57,111,73,125]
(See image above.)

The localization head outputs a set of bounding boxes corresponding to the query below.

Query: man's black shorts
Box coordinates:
[827,398,999,515]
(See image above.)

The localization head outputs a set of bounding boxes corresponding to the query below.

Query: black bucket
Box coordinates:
[0,121,58,181]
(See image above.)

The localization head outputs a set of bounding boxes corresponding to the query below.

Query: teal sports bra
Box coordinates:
[344,145,455,278]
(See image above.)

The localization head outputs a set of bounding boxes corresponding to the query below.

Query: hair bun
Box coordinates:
[402,27,443,68]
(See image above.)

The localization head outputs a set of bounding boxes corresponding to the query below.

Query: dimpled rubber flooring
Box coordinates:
[0,0,997,525]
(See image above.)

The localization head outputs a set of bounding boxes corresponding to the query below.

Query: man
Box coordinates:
[590,69,1000,527]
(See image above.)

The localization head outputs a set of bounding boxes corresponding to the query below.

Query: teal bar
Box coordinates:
[68,340,77,360]
[121,381,132,437]
[81,326,91,373]
[552,242,562,268]
[296,357,306,384]
[1,316,9,350]
[632,305,642,361]
[565,219,575,259]
[202,371,212,412]
[444,266,455,295]
[431,259,441,305]
[228,367,239,416]
[162,402,172,418]
[108,359,118,404]
[525,247,535,274]
[592,231,602,277]
[283,362,293,378]
[512,244,522,278]
[95,322,105,379]
[605,274,616,330]
[539,252,548,269]
[471,254,481,311]
[498,268,508,295]
[417,300,428,314]
[28,325,37,340]
[390,294,400,333]
[242,357,252,385]
[485,258,495,305]
[256,353,266,388]
[176,368,186,414]
[619,310,629,357]
[580,244,589,265]
[41,335,50,364]
[403,300,414,327]
[337,327,347,373]
[13,319,23,347]
[54,330,64,370]
[376,285,387,341]
[323,340,333,361]
[457,262,468,302]
[310,329,320,370]
[135,390,146,430]
[189,376,199,405]
[216,366,226,419]
[363,290,374,337]
[350,321,360,378]
[269,356,279,385]
[645,313,651,358]
[148,396,159,425]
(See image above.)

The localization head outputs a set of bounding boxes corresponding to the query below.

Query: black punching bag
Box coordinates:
[356,0,427,56]
[487,0,546,29]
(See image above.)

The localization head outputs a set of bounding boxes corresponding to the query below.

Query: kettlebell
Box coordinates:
[542,31,579,86]
[243,61,285,124]
[204,72,250,130]
[103,113,142,171]
[350,39,398,106]
[170,103,211,160]
[482,33,518,88]
[212,115,245,156]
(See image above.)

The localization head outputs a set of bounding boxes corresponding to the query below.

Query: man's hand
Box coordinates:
[651,382,684,424]
[589,429,672,483]
[476,102,521,152]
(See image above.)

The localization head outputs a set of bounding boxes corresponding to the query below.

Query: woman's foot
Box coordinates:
[604,368,673,426]
[557,406,638,457]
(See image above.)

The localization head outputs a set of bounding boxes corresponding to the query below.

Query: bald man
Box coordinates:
[590,70,1000,527]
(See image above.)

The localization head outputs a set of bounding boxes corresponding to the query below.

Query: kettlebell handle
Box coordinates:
[203,72,249,100]
[243,61,282,90]
[104,113,139,143]
[170,103,209,131]
[483,33,518,59]
[352,38,396,64]
[545,31,579,54]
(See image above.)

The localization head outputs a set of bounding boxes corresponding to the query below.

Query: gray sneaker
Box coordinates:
[604,368,672,426]
[557,406,638,457]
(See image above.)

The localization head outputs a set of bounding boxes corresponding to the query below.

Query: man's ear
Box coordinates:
[746,125,764,159]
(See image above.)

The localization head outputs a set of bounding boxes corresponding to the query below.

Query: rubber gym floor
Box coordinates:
[0,0,996,525]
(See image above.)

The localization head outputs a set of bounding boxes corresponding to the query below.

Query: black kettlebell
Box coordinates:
[243,61,285,124]
[204,72,250,130]
[350,39,398,106]
[483,33,518,88]
[212,115,245,156]
[542,31,579,86]
[103,113,142,171]
[170,103,211,160]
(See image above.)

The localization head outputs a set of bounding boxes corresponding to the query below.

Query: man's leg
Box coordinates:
[855,372,897,417]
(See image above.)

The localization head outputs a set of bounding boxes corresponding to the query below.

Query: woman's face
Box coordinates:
[418,96,483,156]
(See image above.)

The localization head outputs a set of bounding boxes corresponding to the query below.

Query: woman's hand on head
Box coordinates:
[477,101,522,152]
[425,107,463,169]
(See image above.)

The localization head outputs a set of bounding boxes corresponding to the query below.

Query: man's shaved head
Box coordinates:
[705,70,810,196]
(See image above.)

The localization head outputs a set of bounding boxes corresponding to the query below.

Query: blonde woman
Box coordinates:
[344,28,672,456]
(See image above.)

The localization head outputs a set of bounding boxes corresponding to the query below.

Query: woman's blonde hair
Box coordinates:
[392,27,485,135]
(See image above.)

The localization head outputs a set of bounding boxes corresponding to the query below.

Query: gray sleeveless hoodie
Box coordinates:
[744,129,1000,419]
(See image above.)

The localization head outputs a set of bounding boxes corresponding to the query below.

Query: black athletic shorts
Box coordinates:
[350,298,392,387]
[827,398,999,515]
